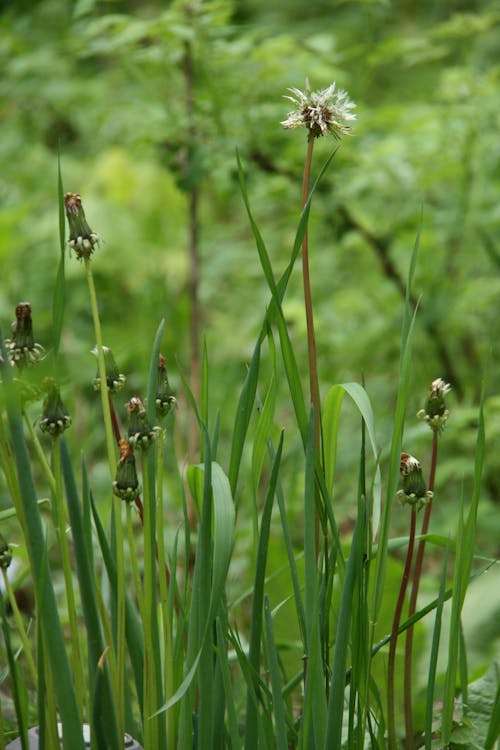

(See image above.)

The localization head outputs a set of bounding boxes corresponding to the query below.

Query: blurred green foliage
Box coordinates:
[1,0,499,681]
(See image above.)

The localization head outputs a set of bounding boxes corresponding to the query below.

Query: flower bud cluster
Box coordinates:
[397,452,433,511]
[126,396,160,451]
[417,378,451,433]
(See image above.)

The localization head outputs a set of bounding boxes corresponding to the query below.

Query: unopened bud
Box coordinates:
[39,378,71,437]
[64,193,99,260]
[397,452,433,510]
[92,346,126,394]
[113,439,140,502]
[417,378,451,433]
[4,302,45,369]
[155,353,176,419]
[126,396,160,451]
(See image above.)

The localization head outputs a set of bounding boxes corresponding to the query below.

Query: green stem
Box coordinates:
[387,508,417,750]
[142,455,160,749]
[2,568,37,687]
[84,258,116,477]
[22,410,57,497]
[126,502,144,618]
[84,257,125,742]
[403,431,439,748]
[52,438,86,715]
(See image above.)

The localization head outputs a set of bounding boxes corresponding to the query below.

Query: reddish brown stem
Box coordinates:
[388,508,417,750]
[403,431,439,748]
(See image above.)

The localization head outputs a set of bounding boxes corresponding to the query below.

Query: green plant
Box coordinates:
[0,77,498,750]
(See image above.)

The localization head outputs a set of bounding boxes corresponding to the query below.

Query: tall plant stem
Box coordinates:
[301,136,321,456]
[387,508,417,750]
[404,431,439,748]
[84,258,125,742]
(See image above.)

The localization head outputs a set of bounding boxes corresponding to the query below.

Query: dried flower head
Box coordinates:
[39,378,71,437]
[417,378,451,433]
[92,346,126,394]
[397,452,433,510]
[126,396,160,451]
[0,533,12,570]
[281,80,356,140]
[113,439,140,502]
[64,192,99,260]
[155,353,176,419]
[4,302,45,369]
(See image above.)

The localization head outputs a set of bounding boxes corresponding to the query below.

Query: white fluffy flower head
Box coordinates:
[281,79,356,139]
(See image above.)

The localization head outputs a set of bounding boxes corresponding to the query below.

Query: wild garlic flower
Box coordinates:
[113,439,140,502]
[64,192,99,260]
[417,378,451,433]
[4,302,45,369]
[281,80,356,139]
[39,378,71,437]
[398,452,433,510]
[92,346,126,394]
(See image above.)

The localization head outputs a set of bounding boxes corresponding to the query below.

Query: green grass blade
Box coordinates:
[228,332,262,498]
[264,597,289,750]
[325,514,360,749]
[215,616,241,750]
[442,389,485,744]
[0,334,85,750]
[302,410,327,748]
[89,492,144,719]
[485,668,500,750]
[146,318,165,423]
[52,153,66,361]
[244,432,284,750]
[425,542,450,749]
[323,382,381,533]
[0,590,29,749]
[60,440,120,749]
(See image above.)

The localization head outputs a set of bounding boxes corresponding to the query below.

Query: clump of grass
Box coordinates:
[0,81,496,750]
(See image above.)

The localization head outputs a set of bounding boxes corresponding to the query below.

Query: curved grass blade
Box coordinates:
[264,597,288,750]
[60,440,120,749]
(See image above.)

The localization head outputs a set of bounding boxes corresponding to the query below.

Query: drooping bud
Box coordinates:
[39,378,71,437]
[0,534,12,570]
[417,378,451,433]
[113,439,140,502]
[397,452,433,510]
[126,396,160,451]
[4,302,45,369]
[92,346,126,394]
[155,353,176,419]
[64,192,99,260]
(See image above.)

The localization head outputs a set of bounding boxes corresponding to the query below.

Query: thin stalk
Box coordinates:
[52,438,85,714]
[83,258,116,476]
[155,427,172,722]
[22,410,57,497]
[387,508,417,750]
[404,431,439,748]
[142,456,160,749]
[84,257,125,742]
[1,568,37,687]
[301,136,321,455]
[126,502,144,618]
